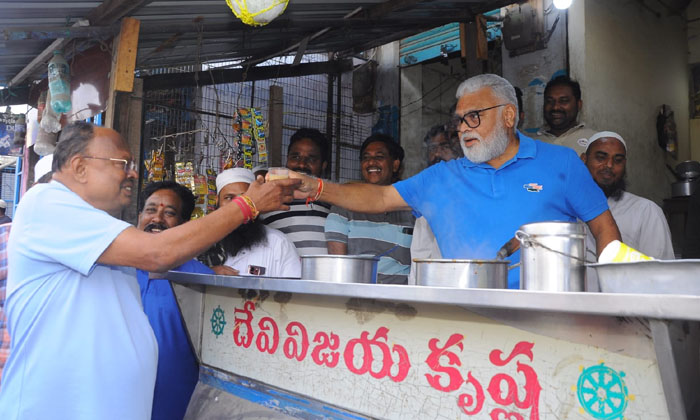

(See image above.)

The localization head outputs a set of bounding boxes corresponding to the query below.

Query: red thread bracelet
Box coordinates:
[306,178,324,206]
[233,196,252,223]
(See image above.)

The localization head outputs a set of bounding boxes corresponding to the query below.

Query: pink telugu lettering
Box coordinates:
[425,336,541,419]
[230,300,411,383]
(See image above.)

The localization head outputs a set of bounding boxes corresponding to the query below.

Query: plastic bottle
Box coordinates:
[13,114,26,147]
[48,50,71,114]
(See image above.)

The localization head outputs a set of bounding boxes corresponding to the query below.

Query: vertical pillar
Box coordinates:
[268,85,284,167]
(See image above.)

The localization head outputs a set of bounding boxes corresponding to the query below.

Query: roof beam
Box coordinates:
[86,0,153,25]
[142,58,353,90]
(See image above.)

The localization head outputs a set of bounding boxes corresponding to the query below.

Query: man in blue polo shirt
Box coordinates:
[289,74,621,288]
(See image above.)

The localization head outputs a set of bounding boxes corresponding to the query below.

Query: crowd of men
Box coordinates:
[0,72,681,419]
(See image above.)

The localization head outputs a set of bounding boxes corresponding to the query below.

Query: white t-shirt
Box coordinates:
[223,225,301,278]
[0,181,157,420]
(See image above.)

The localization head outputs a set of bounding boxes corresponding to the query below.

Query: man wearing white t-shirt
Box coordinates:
[0,122,298,420]
[200,168,301,278]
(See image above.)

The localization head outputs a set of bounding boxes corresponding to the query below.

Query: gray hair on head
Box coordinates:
[455,74,519,128]
[52,121,95,173]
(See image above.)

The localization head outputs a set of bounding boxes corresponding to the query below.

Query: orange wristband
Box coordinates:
[306,178,324,206]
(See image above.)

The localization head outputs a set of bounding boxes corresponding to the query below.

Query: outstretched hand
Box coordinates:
[285,170,320,201]
[245,175,301,212]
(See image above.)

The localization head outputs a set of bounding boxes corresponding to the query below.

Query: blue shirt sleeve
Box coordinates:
[564,151,609,222]
[393,165,441,219]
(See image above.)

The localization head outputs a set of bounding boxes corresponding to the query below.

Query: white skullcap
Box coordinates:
[0,200,7,209]
[34,154,53,182]
[216,168,255,193]
[584,131,627,153]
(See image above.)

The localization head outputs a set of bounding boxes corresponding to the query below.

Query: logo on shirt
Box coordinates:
[523,182,543,192]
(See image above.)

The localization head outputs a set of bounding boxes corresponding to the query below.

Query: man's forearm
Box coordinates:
[587,210,622,257]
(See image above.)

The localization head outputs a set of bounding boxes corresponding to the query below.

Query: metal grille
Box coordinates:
[141,55,375,185]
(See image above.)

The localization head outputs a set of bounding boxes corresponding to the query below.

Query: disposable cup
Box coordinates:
[267,167,289,180]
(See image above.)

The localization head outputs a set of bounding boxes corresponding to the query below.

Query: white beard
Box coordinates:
[460,121,509,164]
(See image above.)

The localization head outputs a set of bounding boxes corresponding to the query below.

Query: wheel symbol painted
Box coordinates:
[210,305,227,337]
[576,363,629,420]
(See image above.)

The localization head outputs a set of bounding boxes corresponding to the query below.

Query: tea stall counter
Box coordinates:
[167,272,700,420]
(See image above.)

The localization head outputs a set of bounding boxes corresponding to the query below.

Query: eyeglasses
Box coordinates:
[453,103,508,129]
[83,156,138,173]
[287,153,321,165]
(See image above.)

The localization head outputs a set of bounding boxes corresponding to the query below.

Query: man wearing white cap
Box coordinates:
[201,168,301,278]
[0,201,10,225]
[582,131,674,264]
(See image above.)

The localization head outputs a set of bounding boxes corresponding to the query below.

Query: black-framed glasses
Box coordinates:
[453,103,508,129]
[83,156,137,173]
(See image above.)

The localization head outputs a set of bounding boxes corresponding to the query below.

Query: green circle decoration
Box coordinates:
[577,363,629,420]
[210,305,226,337]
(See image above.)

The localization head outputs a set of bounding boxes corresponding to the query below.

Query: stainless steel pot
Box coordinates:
[516,222,586,292]
[414,259,509,289]
[671,179,699,197]
[301,255,379,283]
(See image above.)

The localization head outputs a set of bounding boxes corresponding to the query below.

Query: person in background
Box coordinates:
[260,128,332,255]
[201,168,301,277]
[0,202,10,225]
[325,134,415,284]
[294,74,621,289]
[533,75,597,156]
[0,121,298,420]
[136,181,213,420]
[582,131,674,261]
[408,124,463,284]
[514,86,525,130]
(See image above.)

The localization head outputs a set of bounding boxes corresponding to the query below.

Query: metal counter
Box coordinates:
[166,271,700,420]
[166,271,700,321]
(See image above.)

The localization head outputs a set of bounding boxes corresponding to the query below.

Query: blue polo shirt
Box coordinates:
[138,260,213,420]
[394,134,608,288]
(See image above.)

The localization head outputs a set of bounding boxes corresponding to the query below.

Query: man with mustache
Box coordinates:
[581,132,673,268]
[325,134,414,284]
[407,124,463,284]
[292,74,621,289]
[136,181,213,420]
[202,168,301,277]
[260,128,331,255]
[0,122,298,420]
[534,75,596,156]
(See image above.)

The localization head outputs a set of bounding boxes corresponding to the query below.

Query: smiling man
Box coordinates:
[0,122,299,420]
[136,181,213,420]
[292,74,621,289]
[260,128,332,255]
[533,75,596,156]
[581,131,674,262]
[324,134,414,284]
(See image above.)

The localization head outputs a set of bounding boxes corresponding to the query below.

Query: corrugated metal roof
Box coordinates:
[0,0,513,90]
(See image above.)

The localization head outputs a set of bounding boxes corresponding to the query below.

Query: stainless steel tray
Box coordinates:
[587,259,700,295]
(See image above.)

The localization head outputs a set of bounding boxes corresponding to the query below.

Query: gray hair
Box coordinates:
[455,74,519,128]
[52,121,95,172]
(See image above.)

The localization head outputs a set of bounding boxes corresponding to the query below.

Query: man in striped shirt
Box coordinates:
[325,134,415,284]
[260,128,331,255]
